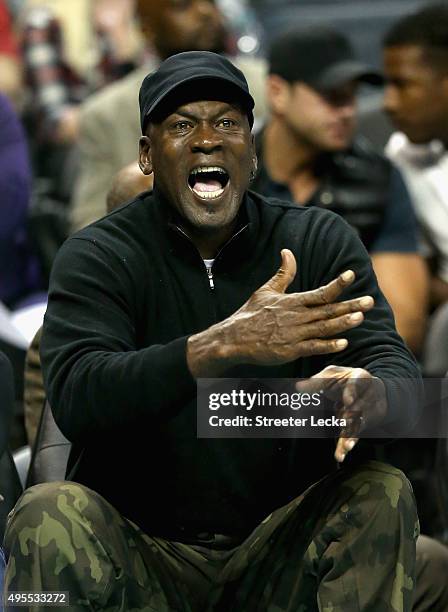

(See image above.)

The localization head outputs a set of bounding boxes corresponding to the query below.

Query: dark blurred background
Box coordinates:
[248,0,430,65]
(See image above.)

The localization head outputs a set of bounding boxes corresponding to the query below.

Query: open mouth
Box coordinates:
[188,166,230,200]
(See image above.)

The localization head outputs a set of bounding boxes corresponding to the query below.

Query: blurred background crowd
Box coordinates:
[1,0,448,559]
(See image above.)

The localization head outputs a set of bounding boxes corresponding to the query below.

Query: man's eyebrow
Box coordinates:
[212,103,242,117]
[171,109,198,121]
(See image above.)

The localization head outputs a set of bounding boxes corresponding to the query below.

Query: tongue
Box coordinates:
[193,179,222,193]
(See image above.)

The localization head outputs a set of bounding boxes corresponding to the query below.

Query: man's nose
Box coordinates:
[191,125,223,153]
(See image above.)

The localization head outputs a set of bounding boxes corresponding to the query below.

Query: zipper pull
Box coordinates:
[207,266,215,290]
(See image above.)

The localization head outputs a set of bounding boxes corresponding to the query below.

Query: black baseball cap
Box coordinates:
[269,26,383,90]
[139,51,255,133]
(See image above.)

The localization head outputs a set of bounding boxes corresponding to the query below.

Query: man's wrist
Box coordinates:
[186,322,239,378]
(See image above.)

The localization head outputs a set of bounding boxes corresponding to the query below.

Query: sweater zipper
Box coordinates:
[172,223,249,292]
[206,266,215,290]
[171,225,216,294]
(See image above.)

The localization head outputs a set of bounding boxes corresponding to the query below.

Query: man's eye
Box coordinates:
[173,121,192,131]
[218,119,236,128]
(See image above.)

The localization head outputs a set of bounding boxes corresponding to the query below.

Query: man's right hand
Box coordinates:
[187,249,374,377]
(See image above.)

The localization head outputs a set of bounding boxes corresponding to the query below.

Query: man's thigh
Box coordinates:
[209,460,419,612]
[3,482,212,611]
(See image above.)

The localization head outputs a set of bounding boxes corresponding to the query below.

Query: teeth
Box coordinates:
[192,187,225,199]
[191,166,226,175]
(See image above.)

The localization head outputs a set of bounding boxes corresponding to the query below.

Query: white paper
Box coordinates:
[0,300,47,349]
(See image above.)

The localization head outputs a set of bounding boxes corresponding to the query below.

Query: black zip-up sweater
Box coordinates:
[41,188,420,540]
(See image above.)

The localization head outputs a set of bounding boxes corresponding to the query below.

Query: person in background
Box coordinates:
[106,160,152,212]
[0,92,43,309]
[69,0,267,232]
[20,0,142,146]
[252,26,428,355]
[383,3,448,307]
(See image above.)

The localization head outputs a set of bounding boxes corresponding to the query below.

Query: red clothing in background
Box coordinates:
[0,1,18,57]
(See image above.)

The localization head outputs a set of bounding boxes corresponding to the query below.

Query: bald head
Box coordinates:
[136,0,227,59]
[107,162,153,212]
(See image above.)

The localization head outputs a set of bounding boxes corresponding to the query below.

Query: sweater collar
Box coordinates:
[150,186,260,264]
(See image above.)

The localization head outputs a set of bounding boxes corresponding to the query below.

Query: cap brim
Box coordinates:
[312,60,384,91]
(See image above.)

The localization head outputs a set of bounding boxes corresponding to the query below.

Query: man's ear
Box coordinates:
[139,136,153,175]
[267,74,291,115]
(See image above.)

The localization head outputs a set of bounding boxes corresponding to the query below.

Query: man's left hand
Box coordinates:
[296,365,387,463]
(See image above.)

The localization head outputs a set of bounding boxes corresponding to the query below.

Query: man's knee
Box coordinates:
[346,461,417,509]
[5,481,109,553]
[340,461,419,541]
[4,481,120,597]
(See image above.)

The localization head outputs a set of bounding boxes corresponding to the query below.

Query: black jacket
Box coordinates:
[41,188,420,540]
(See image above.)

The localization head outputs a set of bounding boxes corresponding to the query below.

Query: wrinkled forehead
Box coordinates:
[384,44,439,72]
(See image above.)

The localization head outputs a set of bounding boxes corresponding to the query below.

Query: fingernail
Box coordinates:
[360,297,373,307]
[336,339,348,348]
[350,312,363,322]
[342,270,354,282]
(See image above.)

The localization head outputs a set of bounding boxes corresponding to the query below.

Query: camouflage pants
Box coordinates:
[3,460,419,611]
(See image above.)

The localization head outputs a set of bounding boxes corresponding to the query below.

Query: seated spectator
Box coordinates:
[70,0,267,231]
[15,55,448,608]
[3,50,425,610]
[252,26,429,355]
[383,3,448,307]
[0,92,44,309]
[16,0,143,268]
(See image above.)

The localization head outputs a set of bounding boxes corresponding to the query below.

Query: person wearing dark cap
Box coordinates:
[4,51,422,610]
[252,25,429,356]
